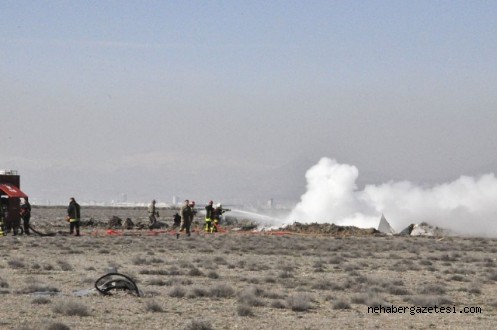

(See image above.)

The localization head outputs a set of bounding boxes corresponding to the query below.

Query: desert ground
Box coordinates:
[0,206,496,330]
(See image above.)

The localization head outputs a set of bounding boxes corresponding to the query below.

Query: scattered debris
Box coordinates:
[94,272,141,297]
[108,216,122,229]
[123,218,134,229]
[279,222,379,237]
[377,214,396,235]
[410,222,451,237]
[399,224,415,236]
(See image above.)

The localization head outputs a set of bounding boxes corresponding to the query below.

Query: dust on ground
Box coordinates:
[0,206,495,330]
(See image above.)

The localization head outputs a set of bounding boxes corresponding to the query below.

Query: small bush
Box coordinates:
[169,286,186,298]
[406,295,453,306]
[52,300,90,316]
[131,256,149,265]
[270,300,286,309]
[187,287,209,298]
[8,259,25,269]
[184,319,214,330]
[449,275,467,282]
[238,288,265,307]
[188,268,204,277]
[145,300,164,313]
[207,271,219,279]
[209,284,235,298]
[418,283,446,295]
[333,300,351,310]
[286,293,312,312]
[47,322,71,330]
[0,277,8,288]
[57,260,73,271]
[147,278,169,286]
[20,284,59,294]
[237,304,254,316]
[31,296,51,305]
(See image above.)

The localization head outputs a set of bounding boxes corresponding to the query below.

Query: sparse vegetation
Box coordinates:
[145,300,164,313]
[52,300,90,316]
[3,207,497,329]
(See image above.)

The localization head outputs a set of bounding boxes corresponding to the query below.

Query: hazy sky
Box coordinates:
[1,1,497,205]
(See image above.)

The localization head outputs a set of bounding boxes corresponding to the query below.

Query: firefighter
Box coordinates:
[67,197,81,236]
[211,203,223,233]
[148,199,159,225]
[176,200,192,239]
[0,202,5,236]
[204,200,214,232]
[172,212,181,227]
[20,198,31,235]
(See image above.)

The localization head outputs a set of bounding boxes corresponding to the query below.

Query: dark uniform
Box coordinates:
[148,200,158,225]
[20,198,31,235]
[177,200,192,239]
[173,213,181,227]
[67,197,81,236]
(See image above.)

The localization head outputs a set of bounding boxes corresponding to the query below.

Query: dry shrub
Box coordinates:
[20,284,59,294]
[351,292,385,307]
[47,323,71,330]
[209,284,235,298]
[418,283,446,295]
[43,264,55,271]
[333,300,351,310]
[184,319,214,330]
[238,287,265,307]
[311,279,339,291]
[207,271,219,279]
[286,293,312,312]
[52,300,91,316]
[57,260,73,271]
[187,287,209,298]
[262,290,285,300]
[8,259,26,269]
[147,278,169,286]
[270,300,286,309]
[0,277,8,288]
[213,256,227,264]
[188,268,204,277]
[405,295,453,306]
[264,276,276,284]
[145,300,164,313]
[131,256,149,265]
[169,286,186,298]
[168,266,184,276]
[388,286,411,296]
[31,296,51,305]
[237,303,254,316]
[449,274,468,282]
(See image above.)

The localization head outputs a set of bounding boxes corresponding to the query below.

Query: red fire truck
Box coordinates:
[0,170,29,235]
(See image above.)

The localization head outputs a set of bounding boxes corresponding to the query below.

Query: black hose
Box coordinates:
[28,224,57,237]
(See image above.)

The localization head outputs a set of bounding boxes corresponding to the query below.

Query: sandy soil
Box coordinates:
[0,206,495,330]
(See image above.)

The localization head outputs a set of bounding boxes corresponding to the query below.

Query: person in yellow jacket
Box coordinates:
[204,200,214,232]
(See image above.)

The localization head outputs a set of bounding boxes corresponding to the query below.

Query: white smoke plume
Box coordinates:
[287,157,497,237]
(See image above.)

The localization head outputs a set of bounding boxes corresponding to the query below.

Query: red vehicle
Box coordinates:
[0,170,28,235]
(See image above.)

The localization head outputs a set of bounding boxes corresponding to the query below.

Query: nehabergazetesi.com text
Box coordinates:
[368,305,482,315]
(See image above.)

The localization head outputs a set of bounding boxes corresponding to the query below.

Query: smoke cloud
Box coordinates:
[287,157,497,236]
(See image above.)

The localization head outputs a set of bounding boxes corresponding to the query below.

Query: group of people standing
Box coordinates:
[0,198,31,236]
[204,200,227,233]
[175,199,227,238]
[0,197,77,236]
